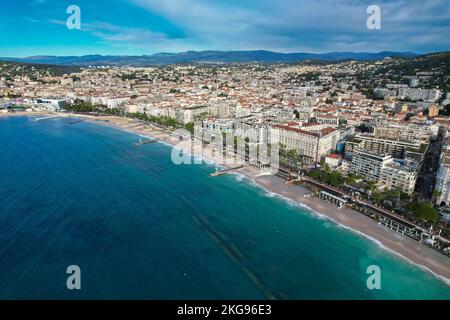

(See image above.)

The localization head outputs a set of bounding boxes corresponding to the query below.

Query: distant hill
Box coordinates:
[0,60,81,77]
[372,51,450,91]
[375,51,450,75]
[0,50,419,67]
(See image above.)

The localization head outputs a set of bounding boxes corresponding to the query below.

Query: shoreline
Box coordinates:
[236,167,450,285]
[3,112,450,284]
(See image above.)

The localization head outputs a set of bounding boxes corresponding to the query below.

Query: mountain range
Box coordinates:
[0,50,419,67]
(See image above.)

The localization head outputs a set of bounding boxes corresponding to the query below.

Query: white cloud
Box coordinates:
[50,0,450,53]
[50,19,204,52]
[128,0,450,52]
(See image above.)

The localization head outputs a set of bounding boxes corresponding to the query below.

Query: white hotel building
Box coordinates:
[271,122,340,163]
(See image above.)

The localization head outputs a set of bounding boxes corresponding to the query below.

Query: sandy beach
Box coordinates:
[3,112,450,284]
[238,166,450,283]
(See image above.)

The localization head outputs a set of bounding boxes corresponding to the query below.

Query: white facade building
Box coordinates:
[380,162,418,194]
[271,122,339,163]
[325,154,342,168]
[350,149,393,181]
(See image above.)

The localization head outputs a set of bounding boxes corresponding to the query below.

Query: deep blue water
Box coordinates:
[0,116,449,299]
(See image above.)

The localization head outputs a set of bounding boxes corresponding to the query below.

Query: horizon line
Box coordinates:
[1,49,441,59]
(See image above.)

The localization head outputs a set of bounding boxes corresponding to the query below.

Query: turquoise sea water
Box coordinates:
[0,116,449,299]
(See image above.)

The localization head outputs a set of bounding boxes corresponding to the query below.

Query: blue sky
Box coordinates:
[1,0,449,57]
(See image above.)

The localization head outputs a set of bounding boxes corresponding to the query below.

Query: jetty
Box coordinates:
[34,115,60,121]
[210,165,245,177]
[133,138,157,146]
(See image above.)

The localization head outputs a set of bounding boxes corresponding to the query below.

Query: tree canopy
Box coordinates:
[406,202,440,223]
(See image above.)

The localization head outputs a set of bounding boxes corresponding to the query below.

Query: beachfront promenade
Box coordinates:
[296,174,450,255]
[177,124,450,257]
[198,136,450,256]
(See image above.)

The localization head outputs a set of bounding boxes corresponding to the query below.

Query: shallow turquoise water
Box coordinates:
[0,116,449,299]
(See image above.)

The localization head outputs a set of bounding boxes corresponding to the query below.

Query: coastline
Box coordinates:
[237,166,450,284]
[3,112,450,284]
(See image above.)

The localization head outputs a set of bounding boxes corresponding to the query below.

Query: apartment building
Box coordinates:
[182,105,209,124]
[374,123,438,142]
[398,88,441,102]
[350,149,393,181]
[107,96,130,109]
[235,119,270,144]
[344,133,427,164]
[208,103,231,118]
[201,118,235,143]
[380,162,418,195]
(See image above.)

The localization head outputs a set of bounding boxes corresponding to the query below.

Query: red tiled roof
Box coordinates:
[274,124,337,138]
[317,115,338,119]
[274,124,318,137]
[321,127,337,136]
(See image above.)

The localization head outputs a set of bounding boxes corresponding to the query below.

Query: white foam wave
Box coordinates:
[233,172,450,286]
[336,222,450,286]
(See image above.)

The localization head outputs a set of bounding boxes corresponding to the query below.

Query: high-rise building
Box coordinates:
[398,88,441,102]
[350,149,393,181]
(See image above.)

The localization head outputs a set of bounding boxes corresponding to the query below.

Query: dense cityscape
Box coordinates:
[1,51,450,260]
